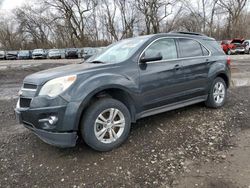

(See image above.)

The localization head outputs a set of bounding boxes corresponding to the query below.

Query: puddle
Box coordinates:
[21,64,32,68]
[231,78,250,87]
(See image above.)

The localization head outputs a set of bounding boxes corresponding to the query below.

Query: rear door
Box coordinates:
[177,38,211,98]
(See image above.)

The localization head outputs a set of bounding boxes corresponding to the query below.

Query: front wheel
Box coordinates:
[81,98,131,151]
[205,77,227,108]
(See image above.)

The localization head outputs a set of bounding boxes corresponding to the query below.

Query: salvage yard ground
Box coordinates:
[0,56,250,188]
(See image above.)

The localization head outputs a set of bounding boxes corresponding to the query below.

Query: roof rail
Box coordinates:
[170,31,205,36]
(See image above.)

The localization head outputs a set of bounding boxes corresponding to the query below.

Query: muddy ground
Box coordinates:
[0,56,250,188]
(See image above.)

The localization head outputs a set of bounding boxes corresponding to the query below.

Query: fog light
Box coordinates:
[39,116,58,125]
[48,116,58,125]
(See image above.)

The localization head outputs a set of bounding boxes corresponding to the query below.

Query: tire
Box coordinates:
[80,98,131,152]
[227,49,231,55]
[205,77,227,108]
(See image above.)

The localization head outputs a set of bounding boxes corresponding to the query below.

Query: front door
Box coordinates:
[138,38,185,111]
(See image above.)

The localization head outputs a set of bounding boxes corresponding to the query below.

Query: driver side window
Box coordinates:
[145,38,177,61]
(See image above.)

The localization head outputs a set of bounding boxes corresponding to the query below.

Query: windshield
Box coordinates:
[34,49,43,53]
[86,36,149,64]
[49,49,60,53]
[19,51,29,55]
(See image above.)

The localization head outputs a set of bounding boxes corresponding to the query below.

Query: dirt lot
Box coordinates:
[0,56,250,188]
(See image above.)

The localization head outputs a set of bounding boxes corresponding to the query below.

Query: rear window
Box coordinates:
[178,38,203,58]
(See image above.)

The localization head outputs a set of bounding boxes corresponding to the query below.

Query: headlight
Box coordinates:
[39,75,77,97]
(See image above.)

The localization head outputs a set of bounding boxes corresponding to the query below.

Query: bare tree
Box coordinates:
[44,0,98,46]
[218,0,248,38]
[135,0,175,34]
[1,0,250,50]
[15,4,52,49]
[0,18,23,50]
[116,0,137,38]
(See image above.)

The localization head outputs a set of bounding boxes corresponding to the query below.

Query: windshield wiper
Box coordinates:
[79,60,106,64]
[89,60,106,64]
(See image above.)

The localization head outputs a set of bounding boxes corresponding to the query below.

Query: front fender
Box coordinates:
[61,73,139,131]
[72,73,139,101]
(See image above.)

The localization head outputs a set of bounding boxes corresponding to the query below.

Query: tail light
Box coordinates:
[227,56,231,66]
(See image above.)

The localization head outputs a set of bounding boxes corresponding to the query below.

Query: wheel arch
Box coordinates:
[215,72,230,88]
[75,86,137,131]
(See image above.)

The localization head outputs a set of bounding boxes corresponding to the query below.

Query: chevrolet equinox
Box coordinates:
[15,32,231,151]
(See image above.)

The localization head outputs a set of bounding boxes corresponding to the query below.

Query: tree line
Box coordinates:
[0,0,249,50]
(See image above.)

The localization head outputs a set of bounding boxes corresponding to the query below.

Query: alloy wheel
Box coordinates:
[213,82,225,104]
[94,108,125,144]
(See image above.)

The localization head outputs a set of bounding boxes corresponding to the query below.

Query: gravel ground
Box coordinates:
[0,56,250,187]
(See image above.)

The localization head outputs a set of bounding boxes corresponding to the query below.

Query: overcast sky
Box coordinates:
[0,0,25,10]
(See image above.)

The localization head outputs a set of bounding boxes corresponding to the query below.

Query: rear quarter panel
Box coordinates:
[207,55,230,91]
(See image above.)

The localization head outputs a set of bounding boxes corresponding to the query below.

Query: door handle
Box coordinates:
[174,64,181,70]
[206,59,210,65]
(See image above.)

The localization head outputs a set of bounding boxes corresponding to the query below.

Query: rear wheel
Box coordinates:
[81,98,131,151]
[205,77,227,108]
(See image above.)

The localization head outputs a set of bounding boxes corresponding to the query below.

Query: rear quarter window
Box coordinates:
[204,39,225,55]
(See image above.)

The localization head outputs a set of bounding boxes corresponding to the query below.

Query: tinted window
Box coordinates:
[144,38,177,60]
[179,38,203,58]
[206,40,224,54]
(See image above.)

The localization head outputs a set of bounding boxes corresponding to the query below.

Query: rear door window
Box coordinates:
[178,38,204,58]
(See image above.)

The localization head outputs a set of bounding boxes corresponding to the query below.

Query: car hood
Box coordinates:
[23,62,112,85]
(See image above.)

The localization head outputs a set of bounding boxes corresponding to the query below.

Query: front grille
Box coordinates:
[20,98,32,108]
[23,83,37,90]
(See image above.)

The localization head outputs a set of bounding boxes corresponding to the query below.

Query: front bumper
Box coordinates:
[15,98,79,148]
[229,49,236,54]
[32,55,45,59]
[235,48,245,53]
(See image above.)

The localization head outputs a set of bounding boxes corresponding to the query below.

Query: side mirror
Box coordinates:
[140,52,163,63]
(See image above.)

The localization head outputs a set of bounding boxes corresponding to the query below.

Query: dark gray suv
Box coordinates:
[15,32,231,151]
